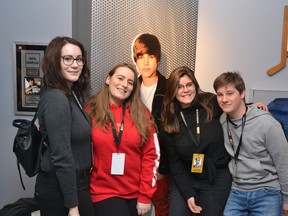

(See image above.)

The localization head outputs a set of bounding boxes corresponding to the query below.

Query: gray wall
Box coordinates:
[0,0,288,209]
[0,0,72,208]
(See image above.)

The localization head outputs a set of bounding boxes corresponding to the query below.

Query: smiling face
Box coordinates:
[60,43,83,86]
[176,75,196,109]
[216,83,246,118]
[106,66,135,106]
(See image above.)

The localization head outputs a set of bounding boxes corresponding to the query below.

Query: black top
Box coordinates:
[160,94,230,200]
[139,71,169,174]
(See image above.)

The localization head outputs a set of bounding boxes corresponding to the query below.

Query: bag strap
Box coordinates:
[31,109,38,124]
[13,109,38,128]
[17,159,26,190]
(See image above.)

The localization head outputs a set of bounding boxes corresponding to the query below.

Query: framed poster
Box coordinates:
[14,42,47,115]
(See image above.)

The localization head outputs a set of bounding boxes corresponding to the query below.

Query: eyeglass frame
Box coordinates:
[177,82,194,92]
[61,55,86,66]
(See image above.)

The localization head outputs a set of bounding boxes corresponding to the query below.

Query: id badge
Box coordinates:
[111,153,125,175]
[191,153,204,173]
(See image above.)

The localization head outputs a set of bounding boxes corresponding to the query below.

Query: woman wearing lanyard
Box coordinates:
[35,36,93,216]
[85,63,160,216]
[160,66,232,216]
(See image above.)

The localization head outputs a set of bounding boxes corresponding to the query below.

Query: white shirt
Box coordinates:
[140,83,157,111]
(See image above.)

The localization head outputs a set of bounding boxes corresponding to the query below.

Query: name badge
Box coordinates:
[111,153,125,175]
[191,153,204,173]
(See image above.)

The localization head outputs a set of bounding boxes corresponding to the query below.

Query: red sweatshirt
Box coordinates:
[89,102,160,204]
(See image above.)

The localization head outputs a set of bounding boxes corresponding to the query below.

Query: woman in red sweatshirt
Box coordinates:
[86,63,160,216]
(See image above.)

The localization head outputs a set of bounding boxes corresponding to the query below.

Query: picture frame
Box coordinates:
[14,42,47,115]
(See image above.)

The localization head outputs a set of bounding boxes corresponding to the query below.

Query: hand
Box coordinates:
[187,197,202,214]
[25,87,33,94]
[283,202,288,214]
[156,172,165,180]
[136,202,151,215]
[254,102,268,111]
[68,206,80,216]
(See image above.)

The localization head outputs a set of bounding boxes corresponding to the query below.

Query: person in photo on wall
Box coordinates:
[213,71,288,216]
[34,36,94,216]
[25,77,41,94]
[131,33,170,216]
[85,63,160,216]
[193,157,202,168]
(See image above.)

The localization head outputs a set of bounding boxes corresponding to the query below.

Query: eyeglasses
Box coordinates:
[61,55,85,66]
[177,82,194,92]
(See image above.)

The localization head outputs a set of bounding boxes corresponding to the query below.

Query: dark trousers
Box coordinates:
[35,171,94,216]
[93,197,138,216]
[169,168,232,216]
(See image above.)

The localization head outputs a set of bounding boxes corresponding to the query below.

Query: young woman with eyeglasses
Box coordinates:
[160,66,232,216]
[160,66,268,216]
[34,36,94,216]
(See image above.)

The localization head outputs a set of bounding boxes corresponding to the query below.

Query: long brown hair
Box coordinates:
[41,36,90,101]
[161,66,214,133]
[87,63,155,144]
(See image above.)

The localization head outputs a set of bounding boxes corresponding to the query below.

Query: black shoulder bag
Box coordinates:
[12,109,48,190]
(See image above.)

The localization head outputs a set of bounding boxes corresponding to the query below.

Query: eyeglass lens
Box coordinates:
[62,55,85,66]
[178,82,194,91]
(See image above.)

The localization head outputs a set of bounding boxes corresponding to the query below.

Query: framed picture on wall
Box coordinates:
[13,42,47,115]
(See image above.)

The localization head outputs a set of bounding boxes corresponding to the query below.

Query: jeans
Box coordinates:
[224,188,283,216]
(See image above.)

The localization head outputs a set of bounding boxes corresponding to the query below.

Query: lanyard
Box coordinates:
[226,106,247,161]
[180,109,200,150]
[72,91,82,109]
[72,91,90,122]
[111,102,126,151]
[72,91,93,171]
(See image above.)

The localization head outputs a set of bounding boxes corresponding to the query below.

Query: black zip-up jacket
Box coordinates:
[139,71,169,174]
